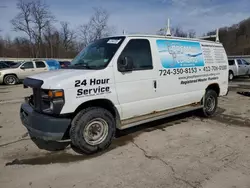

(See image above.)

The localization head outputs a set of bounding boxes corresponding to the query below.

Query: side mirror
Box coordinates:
[118,56,133,72]
[20,66,25,69]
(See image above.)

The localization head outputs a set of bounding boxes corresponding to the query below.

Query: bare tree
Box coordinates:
[43,22,55,57]
[60,21,75,51]
[30,0,55,57]
[156,28,166,35]
[11,0,34,57]
[157,26,188,37]
[11,0,55,57]
[173,26,188,37]
[0,36,4,57]
[79,7,113,47]
[79,22,94,47]
[188,29,196,38]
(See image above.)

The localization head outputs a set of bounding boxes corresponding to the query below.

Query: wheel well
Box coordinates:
[200,83,220,105]
[63,99,121,140]
[4,73,18,79]
[206,83,220,96]
[229,70,233,74]
[74,99,119,120]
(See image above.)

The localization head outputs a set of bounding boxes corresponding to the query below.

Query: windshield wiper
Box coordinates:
[69,62,91,69]
[68,62,100,70]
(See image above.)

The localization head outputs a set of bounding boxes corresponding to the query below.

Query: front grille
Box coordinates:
[33,88,42,112]
[23,78,45,113]
[41,89,51,110]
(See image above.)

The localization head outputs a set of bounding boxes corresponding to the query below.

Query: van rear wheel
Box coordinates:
[70,107,116,155]
[200,90,218,117]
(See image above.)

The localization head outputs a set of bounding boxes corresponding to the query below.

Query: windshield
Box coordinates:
[69,36,125,69]
[11,62,22,68]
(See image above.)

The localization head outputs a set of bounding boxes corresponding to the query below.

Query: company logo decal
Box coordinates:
[156,39,205,68]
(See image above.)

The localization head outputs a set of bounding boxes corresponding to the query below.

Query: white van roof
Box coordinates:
[110,34,222,45]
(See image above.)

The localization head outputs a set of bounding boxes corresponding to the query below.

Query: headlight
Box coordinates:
[42,89,65,115]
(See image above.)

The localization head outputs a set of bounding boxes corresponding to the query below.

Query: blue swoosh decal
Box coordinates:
[185,53,202,57]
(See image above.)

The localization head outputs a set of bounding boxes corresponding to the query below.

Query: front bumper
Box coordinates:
[20,103,71,141]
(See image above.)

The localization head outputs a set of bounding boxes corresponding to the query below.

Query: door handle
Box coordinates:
[153,80,157,89]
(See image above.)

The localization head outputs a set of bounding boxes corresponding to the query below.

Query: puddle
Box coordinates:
[5,107,248,166]
[5,152,94,166]
[0,87,9,90]
[5,135,137,166]
[232,78,250,82]
[212,113,250,127]
[5,112,195,166]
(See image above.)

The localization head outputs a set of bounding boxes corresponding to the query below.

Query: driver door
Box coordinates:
[114,38,158,120]
[242,59,250,75]
[237,59,246,75]
[19,61,35,79]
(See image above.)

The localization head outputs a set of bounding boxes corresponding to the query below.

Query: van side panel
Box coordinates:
[200,42,228,96]
[151,38,228,113]
[113,36,228,121]
[151,39,205,112]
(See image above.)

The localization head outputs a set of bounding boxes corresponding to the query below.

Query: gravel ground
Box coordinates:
[1,80,250,188]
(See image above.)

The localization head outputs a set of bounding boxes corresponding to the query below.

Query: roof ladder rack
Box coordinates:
[199,28,220,42]
[166,18,171,37]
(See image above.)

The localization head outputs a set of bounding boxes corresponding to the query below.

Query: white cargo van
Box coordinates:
[20,34,229,154]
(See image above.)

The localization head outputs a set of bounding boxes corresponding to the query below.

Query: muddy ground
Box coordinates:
[1,79,250,188]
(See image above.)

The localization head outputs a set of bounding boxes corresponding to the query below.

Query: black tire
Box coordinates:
[228,71,234,81]
[30,137,70,151]
[70,107,116,155]
[199,90,218,117]
[4,75,18,85]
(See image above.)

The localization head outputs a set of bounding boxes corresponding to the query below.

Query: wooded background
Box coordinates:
[0,0,250,59]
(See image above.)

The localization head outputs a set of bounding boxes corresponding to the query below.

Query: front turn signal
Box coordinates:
[48,90,64,98]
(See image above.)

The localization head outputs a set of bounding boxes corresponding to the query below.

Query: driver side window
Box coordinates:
[119,39,153,71]
[22,62,34,69]
[237,59,243,65]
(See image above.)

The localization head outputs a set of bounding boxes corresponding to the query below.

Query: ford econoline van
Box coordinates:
[20,34,229,154]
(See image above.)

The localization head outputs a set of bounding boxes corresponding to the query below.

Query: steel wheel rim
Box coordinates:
[83,118,109,146]
[206,96,215,112]
[6,76,15,84]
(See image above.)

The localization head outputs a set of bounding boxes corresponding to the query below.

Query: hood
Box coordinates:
[28,69,98,89]
[0,68,10,71]
[0,67,18,72]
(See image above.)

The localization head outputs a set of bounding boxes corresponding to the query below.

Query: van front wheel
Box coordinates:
[200,90,218,117]
[70,107,116,155]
